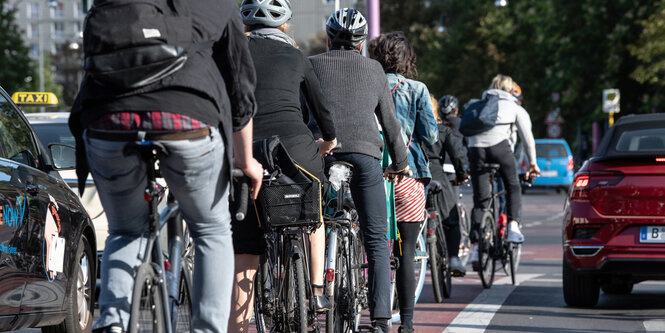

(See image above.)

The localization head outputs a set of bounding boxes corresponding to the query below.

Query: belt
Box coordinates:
[87,127,211,141]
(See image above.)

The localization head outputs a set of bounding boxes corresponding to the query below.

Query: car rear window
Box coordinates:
[615,128,665,152]
[536,143,568,158]
[31,123,75,147]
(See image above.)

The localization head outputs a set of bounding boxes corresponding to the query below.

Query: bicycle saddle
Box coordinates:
[481,163,501,171]
[123,141,169,158]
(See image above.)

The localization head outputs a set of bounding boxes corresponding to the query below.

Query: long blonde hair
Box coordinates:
[489,74,514,93]
[430,94,441,124]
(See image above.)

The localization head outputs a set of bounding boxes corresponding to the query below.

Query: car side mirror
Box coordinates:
[49,144,76,170]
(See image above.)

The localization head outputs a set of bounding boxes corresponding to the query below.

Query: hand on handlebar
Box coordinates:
[315,138,337,157]
[526,164,541,181]
[455,175,470,186]
[235,157,263,200]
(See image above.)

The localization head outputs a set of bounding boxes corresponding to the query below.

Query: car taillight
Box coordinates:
[567,157,574,171]
[570,172,623,202]
[657,157,665,162]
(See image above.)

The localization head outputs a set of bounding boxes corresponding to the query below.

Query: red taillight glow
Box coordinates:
[428,212,437,219]
[427,229,434,236]
[574,175,589,188]
[657,157,665,162]
[326,268,335,282]
[567,157,574,171]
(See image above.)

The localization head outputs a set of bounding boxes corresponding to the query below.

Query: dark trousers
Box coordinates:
[468,140,521,243]
[394,221,422,329]
[326,153,391,320]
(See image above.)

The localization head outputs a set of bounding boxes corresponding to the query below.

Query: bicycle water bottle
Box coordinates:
[497,213,507,237]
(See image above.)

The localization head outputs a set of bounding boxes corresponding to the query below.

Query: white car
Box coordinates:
[25,112,110,253]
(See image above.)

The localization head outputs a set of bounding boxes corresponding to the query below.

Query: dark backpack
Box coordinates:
[459,94,502,136]
[83,0,193,89]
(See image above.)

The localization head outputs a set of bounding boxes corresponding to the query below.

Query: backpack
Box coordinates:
[82,0,193,89]
[459,94,501,136]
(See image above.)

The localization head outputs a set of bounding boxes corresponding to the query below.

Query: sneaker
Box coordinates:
[506,221,525,243]
[371,319,389,333]
[398,326,415,333]
[92,324,125,333]
[470,246,479,272]
[450,256,466,276]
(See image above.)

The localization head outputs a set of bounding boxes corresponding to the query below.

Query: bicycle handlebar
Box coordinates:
[232,169,249,221]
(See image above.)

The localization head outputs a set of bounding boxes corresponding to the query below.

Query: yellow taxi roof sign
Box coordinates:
[12,92,59,106]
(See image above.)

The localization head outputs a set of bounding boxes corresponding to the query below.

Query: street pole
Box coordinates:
[367,0,379,40]
[38,2,45,112]
[335,0,339,11]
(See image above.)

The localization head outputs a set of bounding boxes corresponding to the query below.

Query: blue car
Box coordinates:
[531,139,574,192]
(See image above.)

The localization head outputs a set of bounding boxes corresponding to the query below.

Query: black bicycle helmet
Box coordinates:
[326,8,368,50]
[438,95,458,116]
[240,0,292,28]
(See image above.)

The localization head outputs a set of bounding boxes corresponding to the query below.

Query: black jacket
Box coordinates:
[69,1,257,193]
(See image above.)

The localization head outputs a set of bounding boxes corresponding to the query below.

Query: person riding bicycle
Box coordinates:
[69,1,263,332]
[369,31,439,333]
[229,0,338,331]
[309,8,409,333]
[423,94,469,276]
[468,74,540,271]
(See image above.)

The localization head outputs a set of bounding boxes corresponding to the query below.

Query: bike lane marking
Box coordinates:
[442,274,541,333]
[644,320,665,332]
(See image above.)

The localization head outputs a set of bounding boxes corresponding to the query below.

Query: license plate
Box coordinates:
[540,170,557,177]
[640,226,665,243]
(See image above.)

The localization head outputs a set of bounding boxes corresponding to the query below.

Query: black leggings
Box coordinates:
[394,221,422,329]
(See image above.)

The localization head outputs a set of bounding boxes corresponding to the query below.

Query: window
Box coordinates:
[30,43,39,57]
[616,128,665,152]
[54,22,65,38]
[30,23,39,39]
[29,3,39,19]
[0,95,39,167]
[54,1,64,17]
[536,143,568,158]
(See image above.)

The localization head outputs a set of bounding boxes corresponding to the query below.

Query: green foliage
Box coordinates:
[0,0,36,95]
[379,0,662,142]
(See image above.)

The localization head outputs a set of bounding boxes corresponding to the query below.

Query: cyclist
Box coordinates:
[229,0,338,331]
[469,74,540,271]
[309,8,409,332]
[369,31,438,333]
[423,94,469,276]
[69,1,263,332]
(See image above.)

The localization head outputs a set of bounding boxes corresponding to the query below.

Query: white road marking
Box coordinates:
[528,278,561,283]
[643,320,665,332]
[523,211,565,228]
[443,274,541,333]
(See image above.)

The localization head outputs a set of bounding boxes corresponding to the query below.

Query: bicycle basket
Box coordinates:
[260,178,321,227]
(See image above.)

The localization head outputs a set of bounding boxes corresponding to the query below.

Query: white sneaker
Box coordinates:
[471,246,479,272]
[506,221,525,243]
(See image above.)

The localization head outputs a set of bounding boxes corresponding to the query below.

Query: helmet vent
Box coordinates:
[255,10,266,17]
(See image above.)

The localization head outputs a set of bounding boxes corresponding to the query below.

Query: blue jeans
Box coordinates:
[326,153,391,320]
[85,127,232,333]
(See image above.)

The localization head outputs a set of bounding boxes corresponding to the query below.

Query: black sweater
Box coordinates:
[247,37,336,142]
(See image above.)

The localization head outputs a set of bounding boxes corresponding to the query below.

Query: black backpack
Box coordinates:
[459,93,501,136]
[83,0,193,89]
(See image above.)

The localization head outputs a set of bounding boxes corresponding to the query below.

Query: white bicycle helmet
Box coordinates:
[240,0,292,28]
[326,8,368,49]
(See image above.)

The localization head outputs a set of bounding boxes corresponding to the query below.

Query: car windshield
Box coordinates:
[615,128,665,152]
[536,143,568,158]
[31,123,75,147]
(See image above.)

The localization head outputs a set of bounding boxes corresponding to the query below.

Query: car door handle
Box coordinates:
[26,184,40,196]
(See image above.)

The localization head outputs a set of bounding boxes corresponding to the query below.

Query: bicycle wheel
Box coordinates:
[327,239,355,333]
[254,252,277,333]
[478,211,496,289]
[129,263,166,333]
[429,223,451,303]
[457,203,472,267]
[509,242,522,285]
[286,254,308,333]
[174,264,193,332]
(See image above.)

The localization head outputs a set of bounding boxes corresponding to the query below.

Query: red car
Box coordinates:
[562,113,665,307]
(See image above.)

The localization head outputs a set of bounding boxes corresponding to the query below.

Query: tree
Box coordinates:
[0,0,36,95]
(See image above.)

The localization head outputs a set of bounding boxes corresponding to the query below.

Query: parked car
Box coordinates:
[25,112,108,254]
[529,138,574,193]
[0,87,96,332]
[562,113,665,307]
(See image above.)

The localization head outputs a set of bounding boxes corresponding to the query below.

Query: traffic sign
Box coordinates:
[11,92,59,106]
[602,89,620,113]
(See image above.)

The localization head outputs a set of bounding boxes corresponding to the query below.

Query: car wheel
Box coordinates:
[601,282,633,295]
[43,235,95,333]
[562,258,599,307]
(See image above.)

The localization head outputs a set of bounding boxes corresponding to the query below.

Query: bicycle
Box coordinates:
[475,163,523,288]
[124,140,249,333]
[253,162,322,333]
[323,161,368,333]
[425,183,452,303]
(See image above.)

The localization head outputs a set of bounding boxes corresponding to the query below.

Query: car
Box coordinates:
[0,86,96,332]
[562,113,665,307]
[530,138,574,192]
[24,112,109,254]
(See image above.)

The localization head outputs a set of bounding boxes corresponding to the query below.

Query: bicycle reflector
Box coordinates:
[326,268,335,282]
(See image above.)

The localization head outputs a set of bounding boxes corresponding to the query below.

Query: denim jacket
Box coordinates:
[387,73,439,179]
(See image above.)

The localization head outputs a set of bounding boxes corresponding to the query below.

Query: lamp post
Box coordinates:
[367,0,379,40]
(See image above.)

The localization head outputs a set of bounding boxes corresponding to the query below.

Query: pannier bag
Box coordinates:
[83,0,193,89]
[253,137,322,227]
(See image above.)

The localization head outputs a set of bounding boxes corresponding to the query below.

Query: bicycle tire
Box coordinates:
[478,211,496,289]
[287,254,308,333]
[327,239,354,333]
[254,252,276,333]
[509,243,522,285]
[350,229,366,331]
[129,263,166,333]
[429,221,451,302]
[174,264,193,333]
[458,203,472,267]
